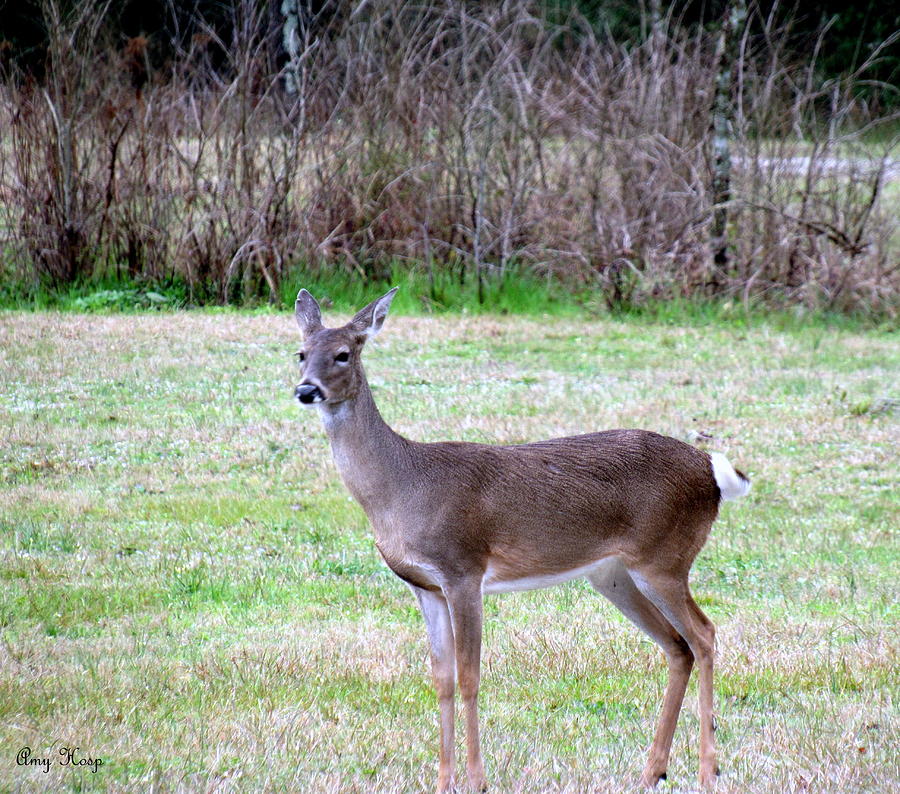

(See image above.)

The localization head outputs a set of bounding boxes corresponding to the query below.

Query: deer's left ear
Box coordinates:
[295,289,324,337]
[348,287,398,338]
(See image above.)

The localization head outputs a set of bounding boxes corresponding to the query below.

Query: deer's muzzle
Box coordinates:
[295,383,324,405]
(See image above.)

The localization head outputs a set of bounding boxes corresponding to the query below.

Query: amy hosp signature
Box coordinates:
[17,746,103,774]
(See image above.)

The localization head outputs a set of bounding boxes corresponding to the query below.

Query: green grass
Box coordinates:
[0,263,579,318]
[0,308,897,792]
[3,261,897,331]
[280,262,584,317]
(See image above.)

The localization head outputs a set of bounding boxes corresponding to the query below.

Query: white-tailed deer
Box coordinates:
[293,288,750,791]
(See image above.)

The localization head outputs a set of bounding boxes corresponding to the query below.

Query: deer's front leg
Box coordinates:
[446,580,487,792]
[414,587,457,793]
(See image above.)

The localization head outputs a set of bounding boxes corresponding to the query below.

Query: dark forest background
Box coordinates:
[2,1,896,92]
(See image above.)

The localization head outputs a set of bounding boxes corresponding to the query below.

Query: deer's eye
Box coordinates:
[335,351,350,363]
[296,351,305,362]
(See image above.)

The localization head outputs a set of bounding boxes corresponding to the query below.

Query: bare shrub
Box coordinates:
[0,0,896,314]
[729,7,900,314]
[161,1,304,302]
[3,0,124,286]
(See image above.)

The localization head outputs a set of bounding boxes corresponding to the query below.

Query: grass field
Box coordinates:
[0,307,897,792]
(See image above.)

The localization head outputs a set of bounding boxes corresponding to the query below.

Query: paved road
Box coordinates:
[734,155,900,182]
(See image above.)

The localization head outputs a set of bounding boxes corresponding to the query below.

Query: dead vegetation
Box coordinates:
[0,0,897,314]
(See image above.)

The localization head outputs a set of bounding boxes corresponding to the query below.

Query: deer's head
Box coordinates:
[293,288,397,406]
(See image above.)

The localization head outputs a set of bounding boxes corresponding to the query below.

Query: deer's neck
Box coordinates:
[318,379,409,516]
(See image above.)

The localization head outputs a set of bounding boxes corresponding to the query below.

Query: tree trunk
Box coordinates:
[281,0,301,95]
[710,0,747,275]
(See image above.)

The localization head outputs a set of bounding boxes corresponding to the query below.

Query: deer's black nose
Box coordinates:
[295,383,323,404]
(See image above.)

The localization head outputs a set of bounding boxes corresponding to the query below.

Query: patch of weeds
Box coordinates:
[0,455,83,485]
[68,288,176,312]
[572,699,641,721]
[0,520,77,554]
[0,575,164,634]
[25,525,77,554]
[310,554,377,577]
[168,561,276,612]
[170,563,209,602]
[293,524,339,548]
[848,396,899,417]
[706,554,770,589]
[0,275,189,311]
[829,386,900,417]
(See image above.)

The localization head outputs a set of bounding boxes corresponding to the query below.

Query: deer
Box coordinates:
[292,288,750,792]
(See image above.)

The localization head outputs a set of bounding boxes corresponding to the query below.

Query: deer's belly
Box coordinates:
[481,556,619,594]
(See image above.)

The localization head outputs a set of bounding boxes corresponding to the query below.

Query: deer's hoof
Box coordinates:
[640,751,671,788]
[639,767,667,788]
[699,765,719,788]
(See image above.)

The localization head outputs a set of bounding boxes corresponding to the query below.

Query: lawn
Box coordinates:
[0,307,896,792]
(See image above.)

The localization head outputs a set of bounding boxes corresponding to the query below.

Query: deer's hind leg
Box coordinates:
[587,558,694,788]
[627,566,719,788]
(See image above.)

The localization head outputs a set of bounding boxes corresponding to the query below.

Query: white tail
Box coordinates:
[710,452,751,501]
[292,289,750,791]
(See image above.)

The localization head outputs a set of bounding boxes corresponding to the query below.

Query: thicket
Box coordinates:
[0,0,897,315]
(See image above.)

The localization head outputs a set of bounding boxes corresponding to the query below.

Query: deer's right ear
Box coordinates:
[348,287,398,339]
[295,289,323,337]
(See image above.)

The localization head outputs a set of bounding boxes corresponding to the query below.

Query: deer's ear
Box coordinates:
[348,287,398,339]
[295,289,323,337]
